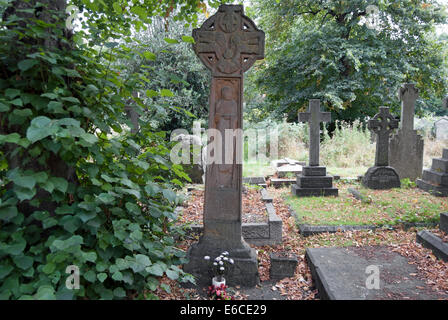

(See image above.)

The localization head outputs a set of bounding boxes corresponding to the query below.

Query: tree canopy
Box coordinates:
[246,0,448,123]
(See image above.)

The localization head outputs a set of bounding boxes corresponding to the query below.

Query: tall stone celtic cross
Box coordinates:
[184,4,264,287]
[298,100,331,166]
[368,107,399,167]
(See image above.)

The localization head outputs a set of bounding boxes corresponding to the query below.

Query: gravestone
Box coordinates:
[271,158,304,168]
[291,100,338,197]
[277,164,303,178]
[362,107,401,189]
[172,133,204,183]
[416,148,448,197]
[389,84,424,181]
[435,117,448,140]
[306,246,447,300]
[271,158,305,183]
[183,4,265,287]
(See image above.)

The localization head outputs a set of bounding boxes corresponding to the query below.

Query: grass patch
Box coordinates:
[284,182,447,226]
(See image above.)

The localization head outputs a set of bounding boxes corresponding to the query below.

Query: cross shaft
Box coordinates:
[299,99,331,166]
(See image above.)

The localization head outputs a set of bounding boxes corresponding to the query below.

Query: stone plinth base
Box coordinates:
[416,179,448,197]
[362,166,400,190]
[291,166,338,197]
[417,149,448,197]
[183,236,259,288]
[269,253,298,280]
[291,184,338,197]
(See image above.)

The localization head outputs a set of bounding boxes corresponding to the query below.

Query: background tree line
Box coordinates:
[244,0,448,124]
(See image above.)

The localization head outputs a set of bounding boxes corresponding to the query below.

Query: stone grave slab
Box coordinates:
[243,176,266,185]
[277,164,303,178]
[416,213,448,262]
[271,158,305,168]
[306,246,447,300]
[416,230,448,262]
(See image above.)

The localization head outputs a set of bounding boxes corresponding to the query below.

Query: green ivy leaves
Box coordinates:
[26,116,55,143]
[17,59,39,72]
[0,0,198,301]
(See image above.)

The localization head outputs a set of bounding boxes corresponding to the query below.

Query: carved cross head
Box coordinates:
[192,4,265,77]
[368,107,399,135]
[298,99,331,124]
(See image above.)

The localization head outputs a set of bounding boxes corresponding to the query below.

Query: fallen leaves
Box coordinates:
[164,185,448,300]
[177,187,267,225]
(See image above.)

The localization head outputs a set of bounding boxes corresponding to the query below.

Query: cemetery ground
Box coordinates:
[156,180,448,300]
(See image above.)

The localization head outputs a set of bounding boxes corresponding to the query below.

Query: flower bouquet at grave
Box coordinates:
[203,251,234,288]
[207,283,235,300]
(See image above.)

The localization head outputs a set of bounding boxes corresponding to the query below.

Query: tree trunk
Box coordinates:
[2,0,78,216]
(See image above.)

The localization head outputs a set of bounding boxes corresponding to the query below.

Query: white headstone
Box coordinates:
[435,117,448,140]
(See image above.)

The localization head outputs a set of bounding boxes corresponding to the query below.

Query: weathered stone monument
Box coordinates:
[416,149,448,197]
[389,84,424,181]
[183,4,265,287]
[291,99,338,197]
[362,107,401,189]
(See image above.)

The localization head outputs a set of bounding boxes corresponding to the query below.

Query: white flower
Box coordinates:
[222,251,229,256]
[223,257,229,261]
[204,256,210,260]
[229,259,234,264]
[215,257,221,262]
[220,267,225,271]
[213,262,218,266]
[219,261,224,265]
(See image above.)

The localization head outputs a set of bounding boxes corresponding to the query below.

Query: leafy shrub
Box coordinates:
[0,1,202,300]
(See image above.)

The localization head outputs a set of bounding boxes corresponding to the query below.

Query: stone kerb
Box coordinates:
[182,188,282,246]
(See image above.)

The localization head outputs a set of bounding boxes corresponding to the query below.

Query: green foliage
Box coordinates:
[0,0,212,300]
[120,16,211,132]
[401,178,417,189]
[247,0,448,122]
[320,120,374,168]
